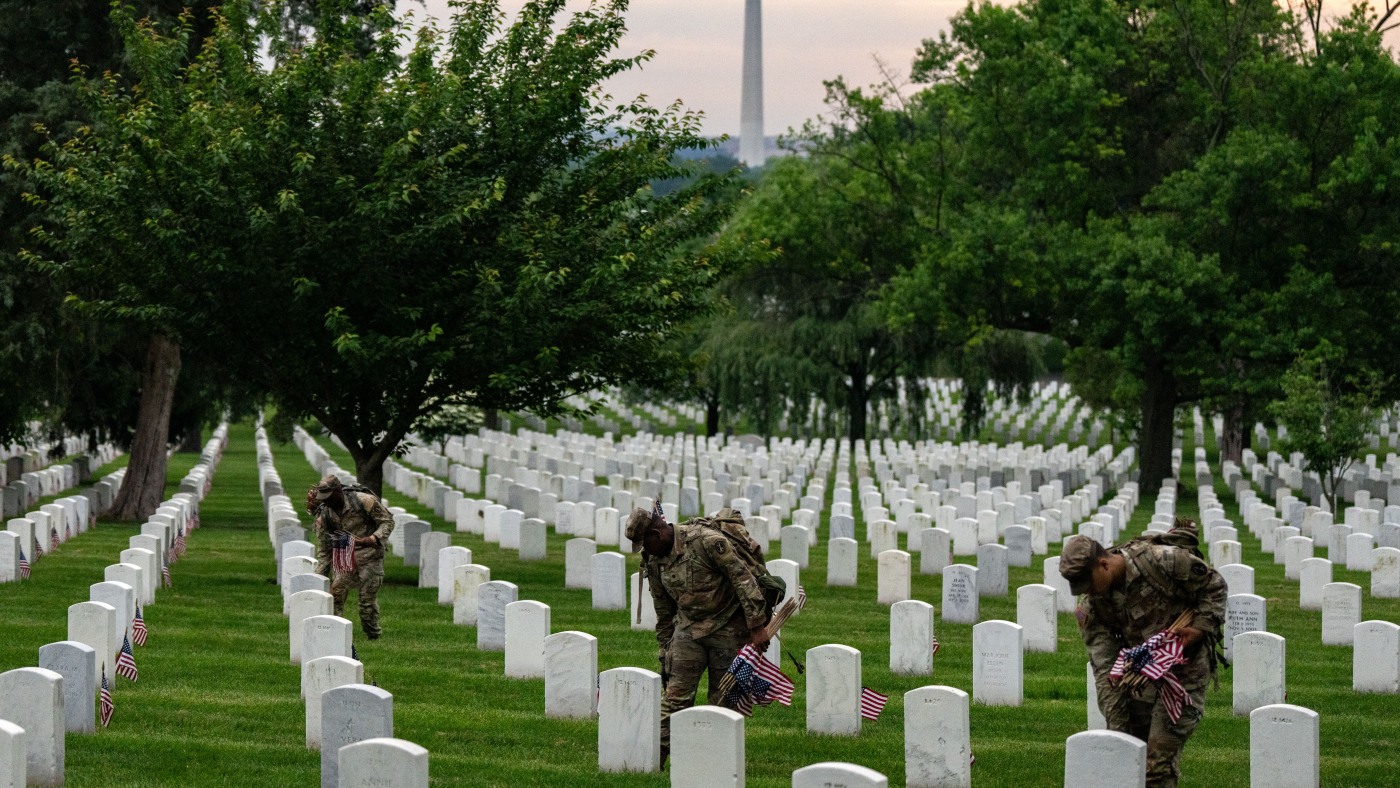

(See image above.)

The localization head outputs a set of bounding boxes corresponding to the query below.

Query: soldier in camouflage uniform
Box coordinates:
[625,506,771,762]
[1060,518,1228,788]
[309,474,397,640]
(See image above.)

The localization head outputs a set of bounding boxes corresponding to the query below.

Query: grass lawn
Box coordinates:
[2,420,1397,786]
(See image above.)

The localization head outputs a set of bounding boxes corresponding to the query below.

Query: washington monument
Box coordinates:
[739,0,764,167]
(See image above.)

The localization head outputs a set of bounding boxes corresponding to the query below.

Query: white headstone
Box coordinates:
[805,644,862,736]
[0,667,63,785]
[941,565,979,624]
[1298,558,1332,610]
[975,544,1008,597]
[319,684,394,788]
[972,620,1023,706]
[477,580,519,651]
[0,718,24,788]
[792,762,887,788]
[300,615,354,696]
[565,538,595,589]
[1224,593,1267,663]
[890,600,936,676]
[1352,617,1400,693]
[543,631,598,719]
[591,552,626,610]
[877,549,911,606]
[504,600,550,679]
[452,564,490,626]
[338,737,428,788]
[67,600,116,690]
[303,655,363,749]
[1233,631,1286,716]
[1320,582,1361,646]
[436,546,472,605]
[1064,730,1146,788]
[597,667,661,772]
[37,641,96,734]
[671,706,744,788]
[290,589,334,664]
[903,685,970,788]
[1219,563,1255,597]
[827,537,858,587]
[918,528,951,576]
[89,580,135,656]
[1016,584,1057,652]
[1371,546,1400,598]
[1249,704,1318,788]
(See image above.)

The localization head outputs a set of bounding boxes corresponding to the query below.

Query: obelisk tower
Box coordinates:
[739,0,765,167]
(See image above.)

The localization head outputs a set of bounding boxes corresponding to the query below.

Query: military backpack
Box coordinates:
[694,508,788,619]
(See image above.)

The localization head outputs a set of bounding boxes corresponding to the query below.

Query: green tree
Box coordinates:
[1270,343,1384,511]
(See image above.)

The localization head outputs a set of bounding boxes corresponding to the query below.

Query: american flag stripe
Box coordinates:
[652,495,665,523]
[738,644,795,705]
[51,530,59,551]
[18,548,30,580]
[859,687,888,721]
[115,635,139,682]
[931,634,941,657]
[332,532,356,574]
[162,564,172,588]
[132,605,148,647]
[99,669,114,727]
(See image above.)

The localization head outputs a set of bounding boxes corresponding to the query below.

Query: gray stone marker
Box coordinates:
[590,552,626,611]
[1353,620,1400,693]
[597,667,661,773]
[890,600,935,676]
[38,641,97,734]
[1004,525,1032,567]
[0,667,63,785]
[671,706,744,788]
[1372,546,1400,597]
[781,525,810,569]
[1043,557,1075,613]
[565,538,595,589]
[919,528,951,576]
[976,544,1008,597]
[320,683,393,788]
[941,565,979,624]
[806,644,862,736]
[304,655,363,749]
[476,580,518,651]
[1249,704,1318,788]
[519,518,547,561]
[1064,730,1146,788]
[830,514,855,541]
[1219,563,1255,597]
[416,532,451,588]
[0,718,24,788]
[792,762,888,788]
[972,620,1024,706]
[543,631,597,719]
[904,686,970,788]
[338,737,428,788]
[399,521,431,568]
[1233,631,1286,716]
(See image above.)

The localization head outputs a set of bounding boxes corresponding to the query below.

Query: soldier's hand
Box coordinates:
[749,626,771,653]
[1177,625,1206,653]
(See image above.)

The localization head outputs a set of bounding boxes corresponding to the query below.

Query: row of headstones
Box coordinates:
[1195,470,1400,694]
[2,444,119,520]
[2,485,102,584]
[0,428,224,785]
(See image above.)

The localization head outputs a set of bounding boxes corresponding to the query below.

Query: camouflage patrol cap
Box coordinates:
[314,474,343,501]
[1058,535,1105,595]
[624,507,661,553]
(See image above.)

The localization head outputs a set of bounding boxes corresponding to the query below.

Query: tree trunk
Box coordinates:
[705,392,720,437]
[483,408,499,432]
[1138,353,1178,498]
[1220,400,1247,465]
[847,366,868,444]
[110,334,182,521]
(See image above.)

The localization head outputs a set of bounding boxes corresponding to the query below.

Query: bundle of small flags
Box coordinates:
[860,687,889,721]
[719,644,795,717]
[99,668,114,727]
[132,605,148,647]
[331,531,357,574]
[115,635,139,682]
[1108,630,1191,722]
[18,548,30,580]
[652,496,665,522]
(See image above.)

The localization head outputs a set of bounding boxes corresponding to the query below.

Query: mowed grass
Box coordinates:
[0,422,1396,786]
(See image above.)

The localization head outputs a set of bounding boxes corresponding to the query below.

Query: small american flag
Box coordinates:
[652,495,665,523]
[931,632,941,658]
[167,546,176,566]
[115,635,139,682]
[1109,631,1191,723]
[33,538,42,560]
[132,605,148,647]
[331,532,356,575]
[795,585,807,611]
[51,529,60,552]
[99,668,114,727]
[175,526,186,558]
[721,644,796,715]
[859,687,888,721]
[18,548,29,580]
[162,563,172,588]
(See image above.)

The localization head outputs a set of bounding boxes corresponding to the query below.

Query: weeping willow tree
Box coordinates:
[952,328,1047,438]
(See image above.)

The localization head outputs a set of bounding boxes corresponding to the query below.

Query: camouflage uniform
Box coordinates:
[1075,531,1228,788]
[644,520,769,751]
[314,491,396,639]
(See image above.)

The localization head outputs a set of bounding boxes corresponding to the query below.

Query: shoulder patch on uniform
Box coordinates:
[713,538,728,554]
[1191,562,1207,576]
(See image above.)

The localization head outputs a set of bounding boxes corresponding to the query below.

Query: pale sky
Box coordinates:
[417,0,963,138]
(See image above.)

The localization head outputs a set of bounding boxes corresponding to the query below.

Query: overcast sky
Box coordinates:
[417,0,964,138]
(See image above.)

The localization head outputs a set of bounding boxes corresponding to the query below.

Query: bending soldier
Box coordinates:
[625,506,771,765]
[309,474,396,640]
[1060,517,1227,788]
